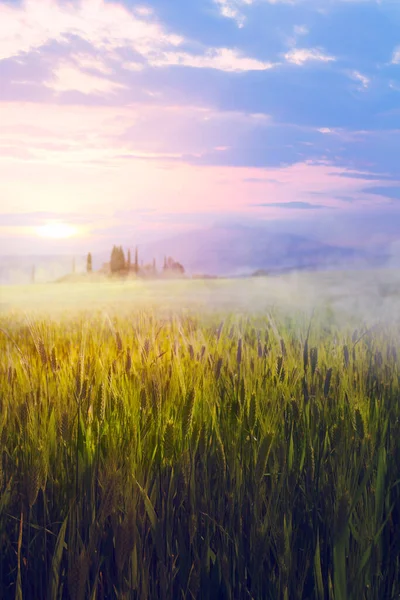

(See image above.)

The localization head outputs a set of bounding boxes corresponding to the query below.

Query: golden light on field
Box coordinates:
[36,221,78,239]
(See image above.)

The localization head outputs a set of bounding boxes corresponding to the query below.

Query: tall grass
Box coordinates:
[0,308,400,599]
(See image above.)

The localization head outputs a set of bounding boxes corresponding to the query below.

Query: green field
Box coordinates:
[1,274,400,599]
[2,269,400,318]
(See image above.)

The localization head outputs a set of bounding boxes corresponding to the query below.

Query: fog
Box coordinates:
[0,255,87,285]
[1,269,400,329]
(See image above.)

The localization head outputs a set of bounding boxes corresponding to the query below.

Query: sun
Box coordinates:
[36,221,78,239]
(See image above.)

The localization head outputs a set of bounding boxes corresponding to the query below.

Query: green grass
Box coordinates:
[1,276,400,598]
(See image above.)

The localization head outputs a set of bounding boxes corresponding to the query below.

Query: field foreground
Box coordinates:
[1,275,400,599]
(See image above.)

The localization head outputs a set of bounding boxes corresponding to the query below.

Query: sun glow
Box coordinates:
[36,222,78,239]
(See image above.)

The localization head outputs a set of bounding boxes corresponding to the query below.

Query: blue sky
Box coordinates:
[0,0,400,254]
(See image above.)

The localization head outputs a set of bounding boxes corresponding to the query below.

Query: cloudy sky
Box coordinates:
[1,0,400,254]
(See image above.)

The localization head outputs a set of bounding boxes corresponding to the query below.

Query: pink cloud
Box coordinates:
[150,48,276,72]
[0,102,273,164]
[46,62,127,94]
[0,102,393,235]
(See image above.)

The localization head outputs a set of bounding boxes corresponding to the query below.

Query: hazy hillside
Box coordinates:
[139,225,387,276]
[0,225,390,284]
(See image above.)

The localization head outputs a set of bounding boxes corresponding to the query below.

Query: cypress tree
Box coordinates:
[110,245,118,274]
[119,246,126,271]
[134,247,139,274]
[86,252,92,273]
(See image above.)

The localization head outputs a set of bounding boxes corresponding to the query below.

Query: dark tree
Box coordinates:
[163,256,185,275]
[120,246,126,271]
[110,246,117,273]
[110,246,120,273]
[86,252,92,273]
[173,261,185,274]
[127,249,131,271]
[134,247,139,274]
[110,246,126,274]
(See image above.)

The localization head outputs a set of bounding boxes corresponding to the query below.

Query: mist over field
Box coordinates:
[2,270,400,328]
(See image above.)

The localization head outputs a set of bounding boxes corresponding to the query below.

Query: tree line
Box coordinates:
[85,246,185,276]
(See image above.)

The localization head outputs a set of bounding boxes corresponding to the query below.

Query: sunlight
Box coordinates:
[36,221,78,239]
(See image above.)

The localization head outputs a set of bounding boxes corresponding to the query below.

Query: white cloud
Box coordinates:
[214,0,246,27]
[0,0,183,61]
[149,48,276,72]
[71,53,112,75]
[285,23,309,47]
[350,70,370,89]
[45,63,126,94]
[318,127,333,134]
[213,0,256,27]
[135,6,153,16]
[392,47,400,64]
[284,48,336,65]
[122,61,145,71]
[293,25,309,35]
[214,0,383,26]
[0,0,276,82]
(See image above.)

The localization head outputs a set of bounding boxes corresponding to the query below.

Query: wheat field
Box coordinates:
[1,276,400,599]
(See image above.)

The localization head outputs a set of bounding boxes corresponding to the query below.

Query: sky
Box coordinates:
[1,0,400,255]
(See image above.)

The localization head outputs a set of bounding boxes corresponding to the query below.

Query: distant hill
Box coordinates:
[0,225,391,284]
[138,225,387,276]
